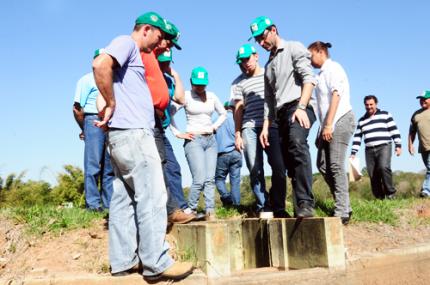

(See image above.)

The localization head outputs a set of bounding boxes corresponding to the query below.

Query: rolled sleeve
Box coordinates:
[290,42,317,86]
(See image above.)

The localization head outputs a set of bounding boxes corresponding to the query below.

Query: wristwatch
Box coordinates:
[297,103,307,110]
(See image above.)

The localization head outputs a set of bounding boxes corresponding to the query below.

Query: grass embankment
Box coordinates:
[0,167,427,236]
[1,206,105,236]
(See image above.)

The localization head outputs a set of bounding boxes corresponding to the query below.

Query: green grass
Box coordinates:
[2,205,105,236]
[178,246,198,264]
[349,198,409,225]
[215,206,242,219]
[0,171,425,236]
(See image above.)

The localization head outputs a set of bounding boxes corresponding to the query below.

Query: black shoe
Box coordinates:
[88,207,104,213]
[221,196,233,207]
[341,211,353,226]
[386,193,396,200]
[296,203,314,218]
[274,211,292,218]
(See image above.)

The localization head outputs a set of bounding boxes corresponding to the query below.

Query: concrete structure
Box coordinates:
[171,217,345,277]
[268,218,345,269]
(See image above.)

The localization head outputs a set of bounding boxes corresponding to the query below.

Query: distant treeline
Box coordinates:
[0,166,424,209]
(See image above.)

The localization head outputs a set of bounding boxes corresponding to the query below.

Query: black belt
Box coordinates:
[84,113,99,116]
[365,142,391,149]
[276,99,300,117]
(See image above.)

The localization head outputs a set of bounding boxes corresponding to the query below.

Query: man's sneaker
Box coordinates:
[296,203,315,218]
[168,209,195,224]
[183,207,193,215]
[258,211,274,219]
[420,191,430,198]
[144,261,193,282]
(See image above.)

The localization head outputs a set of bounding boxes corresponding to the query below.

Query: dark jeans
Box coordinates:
[277,103,316,207]
[83,114,114,209]
[215,150,242,206]
[365,143,396,199]
[153,116,179,215]
[163,134,188,209]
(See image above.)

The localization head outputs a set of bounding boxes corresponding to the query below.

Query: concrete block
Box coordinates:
[172,222,231,278]
[222,219,244,272]
[267,219,289,269]
[241,219,270,269]
[268,217,345,269]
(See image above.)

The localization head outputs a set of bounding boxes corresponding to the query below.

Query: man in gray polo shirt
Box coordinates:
[250,16,317,217]
[93,12,193,281]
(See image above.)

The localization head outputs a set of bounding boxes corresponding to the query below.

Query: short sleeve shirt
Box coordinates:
[73,72,99,114]
[104,35,154,129]
[411,108,430,152]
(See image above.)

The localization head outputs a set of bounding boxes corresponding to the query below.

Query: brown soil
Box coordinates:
[1,200,430,282]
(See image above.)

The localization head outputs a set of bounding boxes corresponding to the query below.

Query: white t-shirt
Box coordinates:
[170,90,227,135]
[315,58,352,131]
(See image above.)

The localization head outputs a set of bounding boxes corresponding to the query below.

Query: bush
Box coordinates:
[0,165,85,208]
[2,180,53,207]
[51,165,85,207]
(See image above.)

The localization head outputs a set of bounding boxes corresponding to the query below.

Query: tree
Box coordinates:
[51,165,85,207]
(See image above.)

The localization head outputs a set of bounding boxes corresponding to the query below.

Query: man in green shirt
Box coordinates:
[409,90,430,198]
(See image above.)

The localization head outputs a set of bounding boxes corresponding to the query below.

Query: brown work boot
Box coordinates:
[144,261,193,282]
[168,209,195,224]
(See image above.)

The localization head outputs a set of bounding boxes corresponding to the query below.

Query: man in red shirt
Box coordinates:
[141,21,194,224]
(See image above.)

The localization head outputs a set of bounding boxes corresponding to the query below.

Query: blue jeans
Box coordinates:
[164,134,188,210]
[365,143,396,199]
[277,103,316,207]
[242,127,286,212]
[184,135,218,212]
[317,111,355,217]
[421,151,430,195]
[215,150,242,206]
[107,129,173,277]
[83,115,113,209]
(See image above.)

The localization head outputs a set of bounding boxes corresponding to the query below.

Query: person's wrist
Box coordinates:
[297,103,307,110]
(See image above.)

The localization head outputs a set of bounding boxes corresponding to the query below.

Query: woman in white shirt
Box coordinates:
[308,41,356,225]
[170,66,227,220]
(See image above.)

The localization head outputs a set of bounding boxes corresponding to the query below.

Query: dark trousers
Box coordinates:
[153,116,179,215]
[277,103,316,207]
[365,143,396,199]
[163,134,188,210]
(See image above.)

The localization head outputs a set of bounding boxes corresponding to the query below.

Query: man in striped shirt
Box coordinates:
[350,95,401,199]
[231,43,287,217]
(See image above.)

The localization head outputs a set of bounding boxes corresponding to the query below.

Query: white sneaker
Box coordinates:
[259,211,274,219]
[183,207,193,215]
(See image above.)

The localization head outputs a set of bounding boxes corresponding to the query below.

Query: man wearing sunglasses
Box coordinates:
[250,16,317,218]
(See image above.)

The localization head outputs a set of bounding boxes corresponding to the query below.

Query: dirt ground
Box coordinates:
[1,200,430,282]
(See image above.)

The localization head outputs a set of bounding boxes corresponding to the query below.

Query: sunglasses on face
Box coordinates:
[254,28,270,43]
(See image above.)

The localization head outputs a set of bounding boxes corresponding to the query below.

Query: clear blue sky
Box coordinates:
[1,0,428,186]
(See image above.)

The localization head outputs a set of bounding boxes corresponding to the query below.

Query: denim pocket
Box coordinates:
[108,133,136,174]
